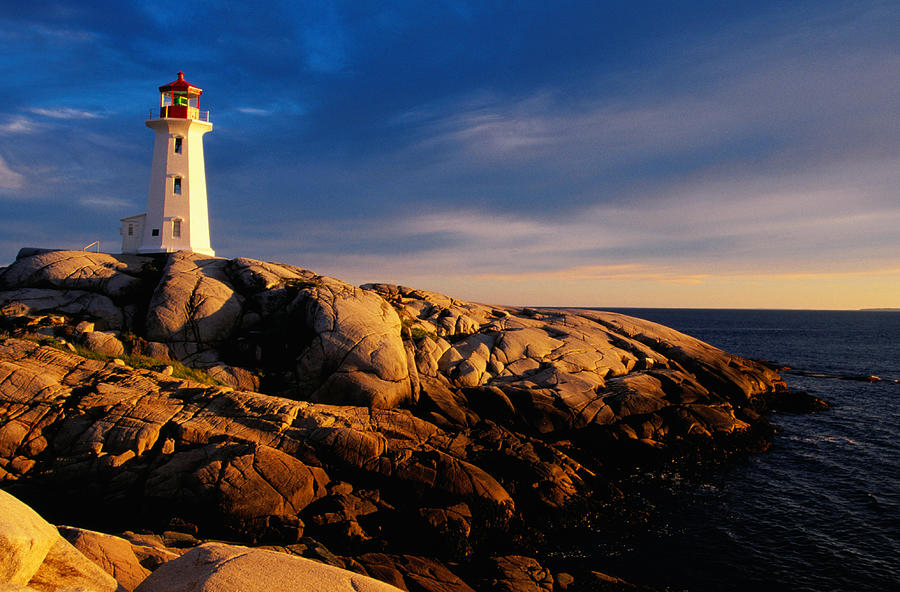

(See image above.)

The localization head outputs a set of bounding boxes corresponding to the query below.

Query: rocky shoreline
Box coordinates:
[0,249,825,591]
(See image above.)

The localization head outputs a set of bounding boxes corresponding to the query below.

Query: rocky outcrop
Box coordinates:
[488,555,554,592]
[223,257,415,407]
[0,250,148,300]
[0,250,153,334]
[0,288,124,331]
[347,553,477,592]
[366,285,784,453]
[1,489,409,592]
[0,337,514,546]
[0,249,813,591]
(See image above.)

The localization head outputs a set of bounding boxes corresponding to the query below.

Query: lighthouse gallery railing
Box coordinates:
[149,107,210,121]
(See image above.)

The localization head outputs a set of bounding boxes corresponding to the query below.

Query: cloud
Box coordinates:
[211,4,900,292]
[78,196,133,209]
[28,24,96,44]
[0,117,38,135]
[1,2,897,309]
[470,262,900,286]
[470,263,710,285]
[29,107,101,119]
[0,156,25,190]
[236,107,272,115]
[269,156,900,281]
[375,5,899,218]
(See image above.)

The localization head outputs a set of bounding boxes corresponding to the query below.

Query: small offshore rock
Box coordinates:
[769,390,830,413]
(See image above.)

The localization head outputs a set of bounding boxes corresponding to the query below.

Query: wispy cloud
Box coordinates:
[471,263,711,285]
[1,2,897,308]
[78,196,133,209]
[236,107,272,115]
[384,4,899,209]
[469,263,900,286]
[0,156,25,191]
[29,107,101,119]
[28,24,96,44]
[0,117,38,135]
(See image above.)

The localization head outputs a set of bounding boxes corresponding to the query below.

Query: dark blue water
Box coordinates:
[604,309,900,592]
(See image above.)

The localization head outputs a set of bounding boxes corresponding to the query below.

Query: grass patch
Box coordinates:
[284,277,323,290]
[401,318,437,341]
[409,327,434,341]
[120,353,224,385]
[33,336,223,386]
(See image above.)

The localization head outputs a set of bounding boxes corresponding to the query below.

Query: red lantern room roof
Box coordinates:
[158,72,202,95]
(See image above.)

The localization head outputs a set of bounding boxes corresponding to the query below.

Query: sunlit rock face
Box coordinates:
[0,249,802,591]
[0,489,121,591]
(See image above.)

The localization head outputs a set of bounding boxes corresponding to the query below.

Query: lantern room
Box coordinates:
[157,71,208,121]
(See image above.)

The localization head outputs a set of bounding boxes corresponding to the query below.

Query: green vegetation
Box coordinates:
[401,317,437,341]
[33,336,223,386]
[284,277,323,290]
[140,256,166,278]
[409,327,434,341]
[123,353,224,385]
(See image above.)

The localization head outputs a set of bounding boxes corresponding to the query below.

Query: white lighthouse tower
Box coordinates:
[121,72,215,256]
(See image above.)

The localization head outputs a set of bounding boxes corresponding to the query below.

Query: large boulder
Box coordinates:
[227,257,317,293]
[144,442,329,541]
[0,488,60,586]
[293,277,413,408]
[81,330,126,356]
[0,288,123,330]
[145,252,243,344]
[58,526,152,591]
[352,553,477,592]
[225,257,415,409]
[133,542,403,592]
[488,555,554,592]
[0,489,122,591]
[0,250,149,300]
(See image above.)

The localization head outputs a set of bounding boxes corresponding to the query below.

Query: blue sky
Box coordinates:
[1,1,898,308]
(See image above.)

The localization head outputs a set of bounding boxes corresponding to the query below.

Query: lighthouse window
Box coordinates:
[174,137,183,154]
[127,224,134,236]
[173,177,182,194]
[151,228,160,236]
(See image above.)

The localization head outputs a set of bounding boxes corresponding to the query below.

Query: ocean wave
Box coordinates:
[787,434,859,445]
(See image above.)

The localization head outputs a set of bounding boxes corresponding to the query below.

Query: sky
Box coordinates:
[1,1,898,309]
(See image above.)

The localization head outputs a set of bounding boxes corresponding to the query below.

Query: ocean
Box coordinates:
[599,309,900,592]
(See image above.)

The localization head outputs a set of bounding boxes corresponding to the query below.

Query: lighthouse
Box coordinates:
[121,72,215,256]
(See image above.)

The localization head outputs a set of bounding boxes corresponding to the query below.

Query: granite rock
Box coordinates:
[81,330,126,357]
[57,526,151,591]
[145,252,243,344]
[133,542,402,592]
[0,288,123,330]
[0,250,149,300]
[0,250,797,592]
[0,489,122,591]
